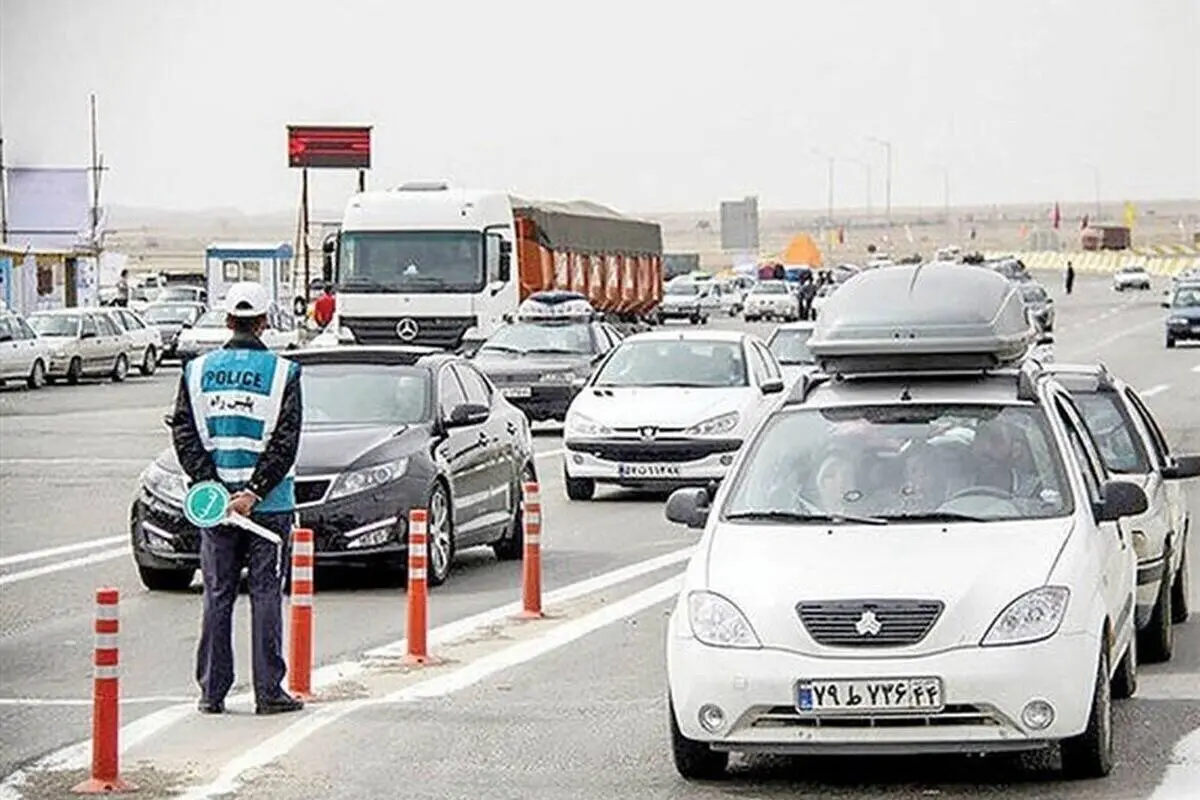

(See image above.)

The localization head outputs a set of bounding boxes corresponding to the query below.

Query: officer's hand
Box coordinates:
[229,490,258,517]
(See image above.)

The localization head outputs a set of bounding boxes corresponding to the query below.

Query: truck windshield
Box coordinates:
[338,231,484,294]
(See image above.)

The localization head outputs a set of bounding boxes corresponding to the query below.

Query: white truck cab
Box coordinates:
[319,183,514,352]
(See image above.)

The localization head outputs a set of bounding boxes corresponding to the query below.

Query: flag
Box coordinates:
[1051,202,1061,230]
[1123,201,1136,228]
[838,225,846,245]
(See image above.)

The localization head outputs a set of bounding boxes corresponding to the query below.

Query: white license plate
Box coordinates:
[617,463,682,478]
[1191,325,1200,334]
[502,386,532,398]
[795,677,944,713]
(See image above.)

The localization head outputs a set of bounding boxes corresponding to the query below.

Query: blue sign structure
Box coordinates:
[183,481,231,528]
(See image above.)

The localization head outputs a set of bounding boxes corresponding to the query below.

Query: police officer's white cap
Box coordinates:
[224,282,271,318]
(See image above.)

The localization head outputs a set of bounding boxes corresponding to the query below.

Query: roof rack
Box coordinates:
[806,262,1037,378]
[513,291,598,322]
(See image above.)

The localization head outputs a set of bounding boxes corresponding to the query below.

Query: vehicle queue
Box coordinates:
[5,252,1197,786]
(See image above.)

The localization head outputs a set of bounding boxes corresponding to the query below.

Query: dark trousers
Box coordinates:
[196,511,292,705]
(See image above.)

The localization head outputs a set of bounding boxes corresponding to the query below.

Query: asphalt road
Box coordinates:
[1,271,1197,799]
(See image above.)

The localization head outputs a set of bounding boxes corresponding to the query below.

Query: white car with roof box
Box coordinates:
[1045,363,1198,663]
[663,262,1145,782]
[561,329,786,500]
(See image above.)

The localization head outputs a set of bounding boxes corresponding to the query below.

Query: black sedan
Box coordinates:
[140,302,207,361]
[1165,281,1200,348]
[130,346,537,590]
[1020,282,1055,332]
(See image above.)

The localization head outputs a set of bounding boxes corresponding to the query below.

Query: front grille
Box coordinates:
[797,600,944,647]
[567,439,741,463]
[295,478,332,505]
[751,704,1001,729]
[341,315,478,349]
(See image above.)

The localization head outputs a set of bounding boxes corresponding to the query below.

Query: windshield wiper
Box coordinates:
[725,510,888,526]
[645,381,723,388]
[877,511,989,523]
[339,277,391,293]
[525,347,585,355]
[480,344,523,354]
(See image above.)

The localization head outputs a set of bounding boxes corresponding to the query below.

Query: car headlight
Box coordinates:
[1168,317,1189,325]
[141,462,189,506]
[327,458,408,501]
[688,591,761,648]
[565,411,612,437]
[685,411,740,436]
[981,586,1070,646]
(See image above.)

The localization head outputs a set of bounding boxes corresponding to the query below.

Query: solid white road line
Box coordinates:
[1141,383,1172,398]
[1148,728,1200,800]
[175,575,684,800]
[0,535,127,568]
[0,548,130,588]
[0,546,694,798]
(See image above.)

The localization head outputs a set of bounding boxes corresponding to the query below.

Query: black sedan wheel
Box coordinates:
[426,482,455,586]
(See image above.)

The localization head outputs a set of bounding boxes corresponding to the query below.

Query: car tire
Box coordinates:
[689,316,700,325]
[27,359,46,390]
[137,565,195,592]
[1139,556,1174,663]
[1060,644,1114,779]
[425,481,455,587]
[140,346,158,376]
[669,696,728,780]
[493,462,535,561]
[700,315,709,325]
[1166,336,1176,349]
[111,354,129,383]
[1171,543,1190,624]
[66,357,83,385]
[564,468,595,501]
[1111,631,1137,699]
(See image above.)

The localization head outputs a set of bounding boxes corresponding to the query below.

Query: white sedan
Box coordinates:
[175,304,301,363]
[0,310,53,389]
[561,329,787,500]
[1112,265,1151,291]
[742,280,799,322]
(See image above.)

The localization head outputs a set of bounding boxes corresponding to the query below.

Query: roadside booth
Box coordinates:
[205,242,294,308]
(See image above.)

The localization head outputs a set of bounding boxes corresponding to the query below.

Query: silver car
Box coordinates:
[27,308,135,384]
[0,311,53,389]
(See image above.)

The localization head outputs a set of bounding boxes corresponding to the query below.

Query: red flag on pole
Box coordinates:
[1051,202,1062,230]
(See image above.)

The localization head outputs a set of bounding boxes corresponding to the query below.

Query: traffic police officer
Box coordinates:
[169,281,305,716]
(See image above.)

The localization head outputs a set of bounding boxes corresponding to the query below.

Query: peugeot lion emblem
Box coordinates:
[854,610,883,637]
[640,426,658,441]
[395,318,420,341]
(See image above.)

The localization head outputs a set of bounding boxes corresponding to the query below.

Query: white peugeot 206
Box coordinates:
[663,263,1145,782]
[561,329,786,501]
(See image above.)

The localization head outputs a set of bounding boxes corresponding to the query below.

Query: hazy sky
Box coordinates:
[2,0,1197,215]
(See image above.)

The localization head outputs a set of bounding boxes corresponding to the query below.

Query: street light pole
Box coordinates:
[810,148,835,225]
[868,137,893,227]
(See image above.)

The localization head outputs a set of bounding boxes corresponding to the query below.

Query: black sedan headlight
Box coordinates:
[140,462,188,506]
[327,458,409,501]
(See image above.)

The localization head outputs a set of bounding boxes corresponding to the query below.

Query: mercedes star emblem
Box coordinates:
[854,610,883,637]
[395,318,420,341]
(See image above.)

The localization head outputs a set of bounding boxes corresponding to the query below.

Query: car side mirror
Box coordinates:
[445,402,490,428]
[1160,300,1170,308]
[665,487,711,529]
[1162,454,1200,481]
[1096,479,1148,522]
[760,378,785,394]
[499,240,512,283]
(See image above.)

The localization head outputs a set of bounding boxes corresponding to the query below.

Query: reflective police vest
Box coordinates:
[184,348,299,513]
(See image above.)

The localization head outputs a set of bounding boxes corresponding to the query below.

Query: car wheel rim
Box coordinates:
[429,488,451,578]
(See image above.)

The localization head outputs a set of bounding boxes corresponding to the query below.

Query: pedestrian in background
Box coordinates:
[312,283,336,330]
[114,269,130,307]
[1065,262,1076,295]
[169,281,305,716]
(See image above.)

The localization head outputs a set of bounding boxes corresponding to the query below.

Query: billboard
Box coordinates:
[720,196,759,252]
[5,167,94,249]
[287,125,372,169]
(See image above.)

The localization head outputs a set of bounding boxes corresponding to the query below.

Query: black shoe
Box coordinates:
[197,700,225,714]
[255,694,304,715]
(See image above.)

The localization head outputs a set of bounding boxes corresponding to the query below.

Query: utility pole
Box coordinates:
[868,137,893,227]
[301,167,311,296]
[0,131,8,244]
[89,94,103,249]
[810,148,836,225]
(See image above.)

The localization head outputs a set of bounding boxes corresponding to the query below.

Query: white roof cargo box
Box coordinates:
[807,262,1036,375]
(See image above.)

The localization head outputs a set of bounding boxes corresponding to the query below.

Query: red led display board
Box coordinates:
[287,125,372,169]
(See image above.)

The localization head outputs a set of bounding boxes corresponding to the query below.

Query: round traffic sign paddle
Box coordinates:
[183,481,231,528]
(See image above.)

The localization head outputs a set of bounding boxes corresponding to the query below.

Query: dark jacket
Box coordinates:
[169,332,302,501]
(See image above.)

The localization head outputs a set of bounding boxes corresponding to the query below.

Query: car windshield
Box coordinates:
[1067,391,1150,474]
[753,281,788,294]
[301,363,430,426]
[1021,285,1048,303]
[594,339,748,388]
[722,403,1072,523]
[338,231,484,294]
[479,321,593,355]
[767,329,815,364]
[194,310,228,328]
[665,282,699,296]
[28,314,80,336]
[143,304,201,324]
[157,287,199,302]
[1172,287,1200,307]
